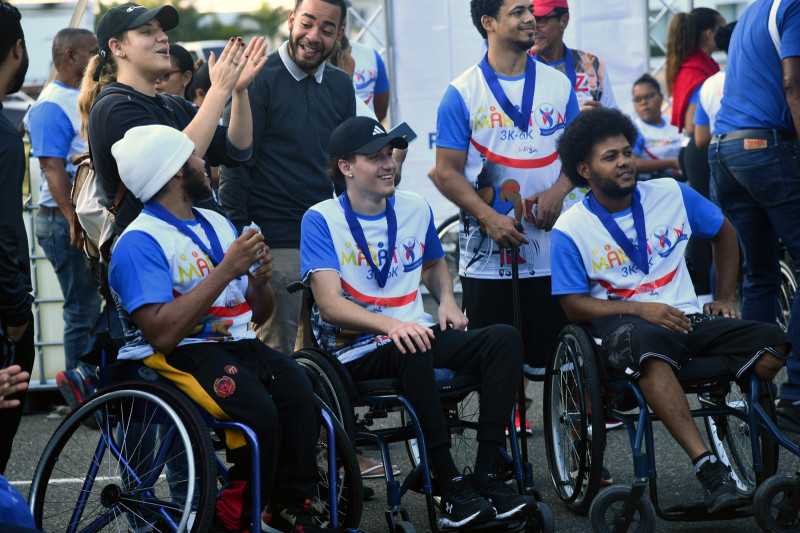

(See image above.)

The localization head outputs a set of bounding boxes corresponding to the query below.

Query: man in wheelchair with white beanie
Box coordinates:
[551,107,790,514]
[107,124,343,533]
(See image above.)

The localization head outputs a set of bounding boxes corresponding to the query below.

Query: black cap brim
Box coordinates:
[132,5,179,33]
[352,135,408,156]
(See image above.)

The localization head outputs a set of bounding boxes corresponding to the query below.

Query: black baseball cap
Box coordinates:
[96,2,178,58]
[329,116,408,160]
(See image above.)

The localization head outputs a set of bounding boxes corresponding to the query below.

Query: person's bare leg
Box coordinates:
[637,358,707,460]
[752,345,788,381]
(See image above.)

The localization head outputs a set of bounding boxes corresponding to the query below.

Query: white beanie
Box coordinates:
[111,125,195,203]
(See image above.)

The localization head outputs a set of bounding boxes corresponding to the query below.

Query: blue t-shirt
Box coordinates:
[715,0,800,133]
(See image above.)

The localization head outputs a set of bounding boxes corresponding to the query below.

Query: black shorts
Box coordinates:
[461,275,567,378]
[591,313,789,380]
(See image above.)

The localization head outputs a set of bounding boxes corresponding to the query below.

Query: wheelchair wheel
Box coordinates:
[29,381,216,533]
[778,258,797,332]
[589,486,656,533]
[403,389,480,475]
[544,324,605,515]
[313,396,363,528]
[293,348,356,439]
[753,474,800,533]
[702,381,778,495]
[437,214,461,302]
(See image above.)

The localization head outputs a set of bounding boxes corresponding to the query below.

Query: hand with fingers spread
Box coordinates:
[207,37,259,95]
[219,228,266,280]
[636,302,692,333]
[0,365,29,409]
[234,37,269,93]
[388,320,435,354]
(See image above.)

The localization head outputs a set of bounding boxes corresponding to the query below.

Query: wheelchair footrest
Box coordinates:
[662,498,752,519]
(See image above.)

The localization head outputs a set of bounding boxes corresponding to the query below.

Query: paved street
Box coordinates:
[8,383,800,532]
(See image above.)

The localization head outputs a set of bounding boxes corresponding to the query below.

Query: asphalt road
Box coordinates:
[8,383,800,532]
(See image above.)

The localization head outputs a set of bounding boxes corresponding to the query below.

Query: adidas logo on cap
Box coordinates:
[372,125,384,136]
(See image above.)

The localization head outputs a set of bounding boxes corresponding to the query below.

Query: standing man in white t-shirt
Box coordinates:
[434,0,579,431]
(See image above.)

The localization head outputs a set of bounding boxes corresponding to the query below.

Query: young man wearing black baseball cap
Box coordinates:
[300,116,535,528]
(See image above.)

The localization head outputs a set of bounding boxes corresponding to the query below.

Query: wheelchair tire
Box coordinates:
[402,389,480,475]
[702,381,778,496]
[293,348,357,440]
[544,324,605,515]
[753,474,800,533]
[589,486,656,533]
[778,259,797,332]
[525,501,554,533]
[437,214,461,302]
[29,381,216,533]
[314,396,363,528]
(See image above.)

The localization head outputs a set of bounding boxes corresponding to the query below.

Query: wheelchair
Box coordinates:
[287,282,554,533]
[543,322,800,532]
[27,355,363,533]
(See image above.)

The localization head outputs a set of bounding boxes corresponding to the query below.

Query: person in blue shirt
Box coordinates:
[707,0,800,434]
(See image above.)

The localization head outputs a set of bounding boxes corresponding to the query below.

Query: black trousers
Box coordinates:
[143,339,319,527]
[345,324,522,449]
[0,314,34,474]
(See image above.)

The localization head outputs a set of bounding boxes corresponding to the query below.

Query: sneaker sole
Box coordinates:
[438,507,495,529]
[707,490,740,514]
[494,501,534,520]
[56,374,82,411]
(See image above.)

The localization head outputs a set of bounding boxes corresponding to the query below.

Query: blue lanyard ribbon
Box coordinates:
[478,52,537,132]
[533,44,576,91]
[143,201,226,267]
[586,189,650,275]
[341,192,397,288]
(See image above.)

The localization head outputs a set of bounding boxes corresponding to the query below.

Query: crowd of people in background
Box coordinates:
[2,0,800,531]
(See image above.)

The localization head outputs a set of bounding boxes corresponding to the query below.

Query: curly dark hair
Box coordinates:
[470,0,505,39]
[556,108,640,188]
[632,73,661,95]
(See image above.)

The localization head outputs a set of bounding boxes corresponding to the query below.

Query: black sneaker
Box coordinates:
[261,498,349,532]
[696,460,739,513]
[438,475,496,529]
[777,399,800,433]
[470,471,535,519]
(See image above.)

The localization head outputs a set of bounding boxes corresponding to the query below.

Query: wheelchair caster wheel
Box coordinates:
[753,474,800,532]
[525,501,554,533]
[589,487,656,533]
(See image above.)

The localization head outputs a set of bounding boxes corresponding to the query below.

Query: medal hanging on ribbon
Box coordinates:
[478,52,537,132]
[341,192,397,289]
[586,189,657,295]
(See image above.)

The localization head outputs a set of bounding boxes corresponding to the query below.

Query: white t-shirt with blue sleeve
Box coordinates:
[551,179,723,314]
[301,191,443,363]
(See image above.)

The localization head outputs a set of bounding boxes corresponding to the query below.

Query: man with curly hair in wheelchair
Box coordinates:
[107,125,344,533]
[300,115,536,529]
[550,107,791,514]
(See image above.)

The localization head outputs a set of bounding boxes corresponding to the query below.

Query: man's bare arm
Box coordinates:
[559,293,692,334]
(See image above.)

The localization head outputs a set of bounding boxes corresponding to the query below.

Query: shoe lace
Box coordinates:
[445,475,479,503]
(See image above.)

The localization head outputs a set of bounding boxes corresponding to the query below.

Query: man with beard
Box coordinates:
[551,107,791,514]
[220,0,355,356]
[0,0,32,475]
[434,0,578,433]
[109,125,330,532]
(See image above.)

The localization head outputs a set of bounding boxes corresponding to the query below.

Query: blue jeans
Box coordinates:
[35,210,120,370]
[709,136,800,400]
